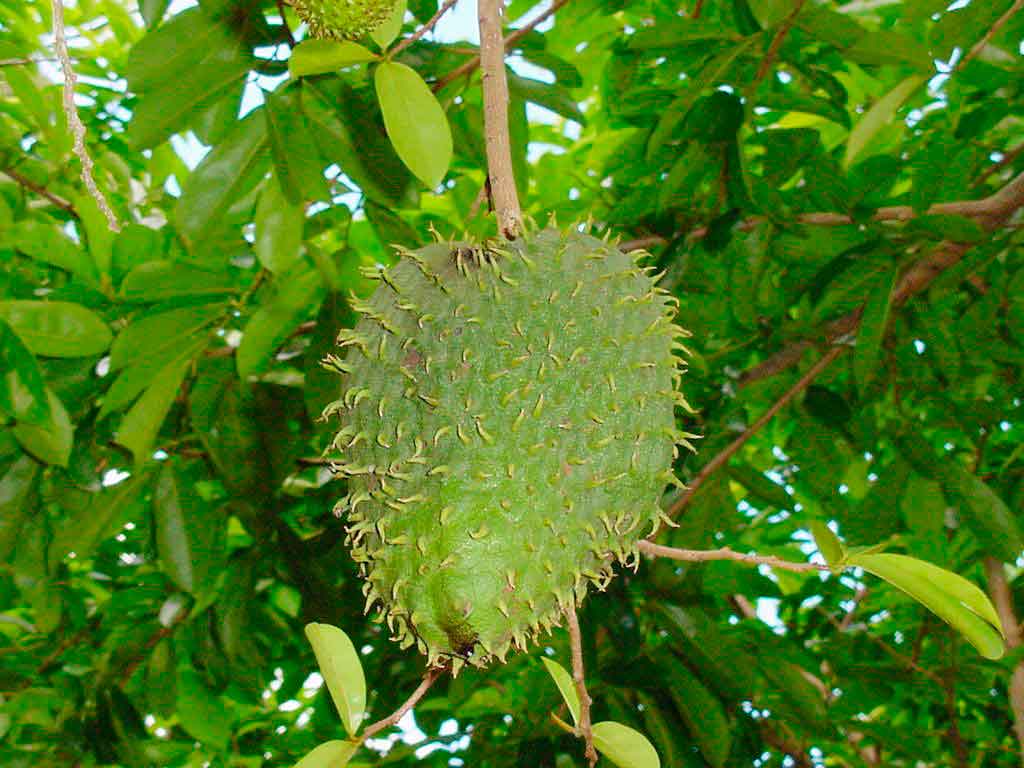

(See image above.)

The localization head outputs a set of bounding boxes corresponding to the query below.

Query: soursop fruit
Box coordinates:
[290,0,397,41]
[325,227,692,671]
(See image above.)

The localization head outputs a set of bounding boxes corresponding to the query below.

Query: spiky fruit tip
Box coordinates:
[290,0,398,41]
[326,226,692,671]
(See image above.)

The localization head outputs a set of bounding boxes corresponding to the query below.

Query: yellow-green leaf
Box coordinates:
[592,721,661,768]
[304,623,366,736]
[845,75,923,167]
[255,176,304,274]
[294,740,358,768]
[849,552,1004,659]
[374,60,452,188]
[809,521,845,571]
[541,657,580,725]
[289,40,377,77]
[13,388,73,467]
[371,0,406,49]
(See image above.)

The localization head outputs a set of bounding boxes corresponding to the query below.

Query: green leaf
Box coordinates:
[0,301,112,358]
[904,214,987,243]
[294,740,358,768]
[945,468,1024,563]
[371,0,406,49]
[119,261,236,302]
[628,19,738,48]
[236,266,325,379]
[255,177,304,274]
[592,721,661,768]
[541,657,580,725]
[507,74,586,125]
[175,112,270,245]
[374,61,453,188]
[659,656,730,767]
[13,389,73,467]
[853,268,897,394]
[154,462,225,594]
[114,353,192,464]
[0,455,40,561]
[176,667,232,749]
[12,219,97,284]
[845,75,924,167]
[264,87,330,204]
[101,335,211,418]
[289,40,377,77]
[849,552,1004,659]
[48,473,151,565]
[304,622,367,736]
[809,521,845,570]
[727,464,791,508]
[110,304,224,372]
[0,320,49,425]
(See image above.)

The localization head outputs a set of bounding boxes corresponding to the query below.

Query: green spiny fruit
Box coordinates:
[290,0,397,41]
[325,227,693,672]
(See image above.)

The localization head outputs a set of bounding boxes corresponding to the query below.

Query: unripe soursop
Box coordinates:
[325,227,692,671]
[290,0,397,41]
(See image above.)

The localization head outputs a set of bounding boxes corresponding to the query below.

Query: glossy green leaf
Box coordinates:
[0,301,112,358]
[110,304,224,372]
[175,113,270,245]
[375,61,453,188]
[849,552,1004,659]
[304,622,366,736]
[727,463,791,508]
[592,721,661,768]
[13,388,73,467]
[264,87,330,204]
[0,455,40,561]
[945,468,1024,563]
[660,655,730,767]
[102,335,211,418]
[845,75,924,167]
[294,740,358,768]
[114,353,192,464]
[176,667,232,748]
[809,521,845,570]
[541,657,581,725]
[13,219,96,283]
[236,266,325,378]
[289,40,377,77]
[854,268,897,393]
[119,261,236,302]
[255,177,304,274]
[154,462,225,594]
[371,0,406,49]
[0,320,49,425]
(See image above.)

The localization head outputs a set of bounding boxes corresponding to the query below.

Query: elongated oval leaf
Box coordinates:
[0,320,49,425]
[294,740,358,768]
[374,61,452,188]
[255,177,304,274]
[845,75,924,167]
[154,463,225,594]
[541,657,581,725]
[13,388,73,467]
[853,268,897,394]
[849,552,1004,659]
[120,262,236,302]
[304,623,366,736]
[660,656,730,767]
[110,304,224,371]
[0,455,41,561]
[809,521,845,571]
[0,300,112,358]
[592,721,661,768]
[115,354,192,464]
[371,0,406,49]
[289,40,377,77]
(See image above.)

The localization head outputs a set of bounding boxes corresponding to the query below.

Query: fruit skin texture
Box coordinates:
[326,227,690,671]
[290,0,397,41]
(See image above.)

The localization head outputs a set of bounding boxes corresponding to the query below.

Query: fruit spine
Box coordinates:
[325,227,693,672]
[289,0,397,41]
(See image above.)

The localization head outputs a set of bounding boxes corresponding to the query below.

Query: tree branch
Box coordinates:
[638,540,826,573]
[433,0,571,92]
[985,557,1024,766]
[752,0,806,85]
[961,0,1024,68]
[564,602,597,767]
[51,0,119,232]
[359,665,445,742]
[391,0,460,57]
[3,167,76,214]
[662,346,844,523]
[477,0,521,238]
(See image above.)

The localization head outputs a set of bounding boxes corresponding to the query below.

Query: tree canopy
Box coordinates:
[1,0,1024,766]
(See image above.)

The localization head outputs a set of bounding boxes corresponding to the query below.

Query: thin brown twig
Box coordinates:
[359,666,445,742]
[662,346,844,523]
[3,167,76,214]
[985,557,1024,766]
[961,0,1024,67]
[391,0,460,57]
[564,602,597,767]
[477,0,521,238]
[432,0,571,92]
[691,0,706,19]
[638,540,826,573]
[274,0,296,46]
[752,0,806,85]
[973,140,1024,188]
[51,0,119,232]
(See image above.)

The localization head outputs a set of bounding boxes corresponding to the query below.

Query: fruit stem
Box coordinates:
[565,601,598,766]
[478,0,522,239]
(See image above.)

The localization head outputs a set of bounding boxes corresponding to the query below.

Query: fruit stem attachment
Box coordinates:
[358,664,446,742]
[565,602,598,766]
[478,0,522,239]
